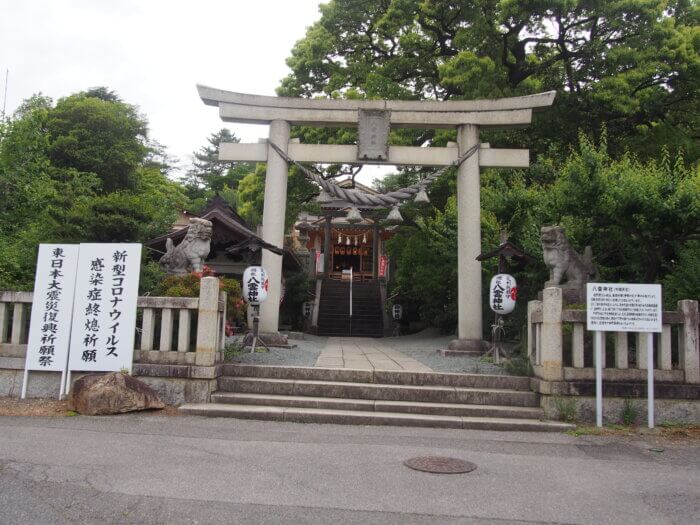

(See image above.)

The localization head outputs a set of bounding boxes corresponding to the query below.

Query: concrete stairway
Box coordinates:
[179,364,574,432]
[317,279,384,338]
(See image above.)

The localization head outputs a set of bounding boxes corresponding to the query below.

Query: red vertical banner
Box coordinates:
[315,251,323,273]
[379,255,388,278]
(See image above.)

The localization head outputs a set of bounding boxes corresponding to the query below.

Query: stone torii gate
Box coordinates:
[198,85,555,351]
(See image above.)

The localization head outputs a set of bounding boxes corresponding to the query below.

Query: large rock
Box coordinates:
[69,372,164,415]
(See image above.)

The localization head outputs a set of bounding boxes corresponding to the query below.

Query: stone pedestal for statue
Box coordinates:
[242,331,291,348]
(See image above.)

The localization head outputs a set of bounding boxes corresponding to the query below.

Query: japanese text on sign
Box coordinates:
[25,245,79,372]
[243,266,268,305]
[586,283,662,333]
[68,244,141,372]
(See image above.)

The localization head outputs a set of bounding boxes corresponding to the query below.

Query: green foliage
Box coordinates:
[280,271,312,330]
[503,356,534,377]
[386,197,459,330]
[552,395,578,423]
[662,241,700,308]
[236,165,267,226]
[281,0,699,162]
[153,271,246,323]
[139,259,166,295]
[224,340,247,361]
[548,135,699,283]
[0,88,187,290]
[183,129,254,199]
[621,398,639,426]
[45,91,148,193]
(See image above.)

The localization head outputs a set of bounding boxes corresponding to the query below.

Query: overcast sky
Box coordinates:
[2,0,389,183]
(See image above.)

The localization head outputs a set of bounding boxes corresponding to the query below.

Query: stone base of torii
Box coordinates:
[197,86,555,349]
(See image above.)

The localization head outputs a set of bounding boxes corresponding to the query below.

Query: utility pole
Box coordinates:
[2,69,8,119]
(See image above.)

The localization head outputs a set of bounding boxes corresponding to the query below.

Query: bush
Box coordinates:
[153,266,246,323]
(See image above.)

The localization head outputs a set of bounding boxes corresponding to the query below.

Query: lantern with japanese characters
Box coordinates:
[302,301,312,319]
[243,266,269,305]
[489,274,517,314]
[392,304,403,321]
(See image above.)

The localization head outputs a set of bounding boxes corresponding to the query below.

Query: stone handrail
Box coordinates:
[0,277,227,367]
[527,288,699,384]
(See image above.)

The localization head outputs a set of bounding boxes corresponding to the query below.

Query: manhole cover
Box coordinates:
[403,456,477,474]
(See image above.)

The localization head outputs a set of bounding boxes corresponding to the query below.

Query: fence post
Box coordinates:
[540,287,563,381]
[527,300,536,361]
[195,277,220,366]
[679,300,699,384]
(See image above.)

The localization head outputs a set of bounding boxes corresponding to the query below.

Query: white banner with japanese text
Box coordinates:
[25,244,80,372]
[68,243,142,373]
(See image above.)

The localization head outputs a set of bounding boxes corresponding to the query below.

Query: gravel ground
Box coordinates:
[226,334,326,367]
[226,329,514,375]
[381,329,509,375]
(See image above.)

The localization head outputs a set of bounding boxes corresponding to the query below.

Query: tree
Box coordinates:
[546,135,699,284]
[45,91,149,193]
[0,89,187,290]
[236,164,319,231]
[184,129,253,198]
[280,0,699,161]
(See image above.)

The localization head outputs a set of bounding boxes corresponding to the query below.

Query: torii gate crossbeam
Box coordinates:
[198,85,555,351]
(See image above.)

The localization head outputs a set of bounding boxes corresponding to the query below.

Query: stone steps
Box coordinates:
[221,364,532,390]
[176,364,572,432]
[217,377,540,407]
[210,392,545,419]
[178,403,572,432]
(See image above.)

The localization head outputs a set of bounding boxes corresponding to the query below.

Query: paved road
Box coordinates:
[1,415,698,524]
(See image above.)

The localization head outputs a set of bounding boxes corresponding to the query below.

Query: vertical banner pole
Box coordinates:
[59,369,67,399]
[595,330,603,427]
[65,370,72,395]
[20,369,29,399]
[647,335,654,429]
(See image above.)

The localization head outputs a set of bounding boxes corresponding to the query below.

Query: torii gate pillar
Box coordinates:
[451,124,483,351]
[259,120,290,332]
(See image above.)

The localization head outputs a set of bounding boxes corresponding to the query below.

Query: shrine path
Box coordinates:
[315,337,433,372]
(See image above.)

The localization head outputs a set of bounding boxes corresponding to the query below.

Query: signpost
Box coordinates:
[587,283,662,428]
[22,244,80,399]
[66,244,142,391]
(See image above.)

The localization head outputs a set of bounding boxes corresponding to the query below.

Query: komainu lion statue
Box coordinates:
[159,218,213,275]
[540,225,598,301]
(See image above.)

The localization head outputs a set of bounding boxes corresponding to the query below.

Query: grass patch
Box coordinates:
[224,341,247,361]
[658,421,699,429]
[552,395,578,423]
[566,424,634,437]
[503,355,533,377]
[621,398,638,426]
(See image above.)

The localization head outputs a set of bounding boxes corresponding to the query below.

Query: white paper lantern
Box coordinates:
[392,304,403,320]
[243,266,269,305]
[489,274,517,314]
[302,301,312,319]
